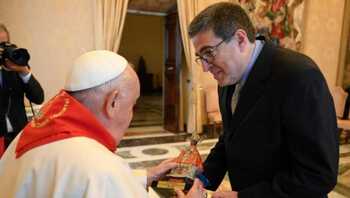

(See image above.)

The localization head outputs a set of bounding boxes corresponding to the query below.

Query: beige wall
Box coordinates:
[0,0,95,101]
[119,13,165,89]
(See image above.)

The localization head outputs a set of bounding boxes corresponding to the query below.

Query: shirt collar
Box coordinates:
[239,39,264,86]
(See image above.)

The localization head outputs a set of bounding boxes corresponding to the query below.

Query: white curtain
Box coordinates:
[93,0,129,52]
[177,0,201,134]
[177,0,229,133]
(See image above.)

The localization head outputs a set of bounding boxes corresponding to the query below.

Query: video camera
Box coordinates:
[0,42,30,67]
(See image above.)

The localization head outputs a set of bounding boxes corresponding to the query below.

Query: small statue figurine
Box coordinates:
[153,133,209,196]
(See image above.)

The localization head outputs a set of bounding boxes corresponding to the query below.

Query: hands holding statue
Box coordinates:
[147,157,238,198]
[147,158,209,198]
[147,158,178,187]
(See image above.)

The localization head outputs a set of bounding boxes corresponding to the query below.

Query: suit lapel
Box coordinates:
[219,84,235,131]
[230,42,275,132]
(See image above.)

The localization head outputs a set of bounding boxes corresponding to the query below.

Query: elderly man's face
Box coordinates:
[111,67,140,144]
[118,80,140,132]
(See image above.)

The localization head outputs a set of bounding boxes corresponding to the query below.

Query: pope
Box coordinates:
[0,50,184,197]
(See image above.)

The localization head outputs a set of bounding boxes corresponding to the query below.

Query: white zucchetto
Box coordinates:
[64,50,127,91]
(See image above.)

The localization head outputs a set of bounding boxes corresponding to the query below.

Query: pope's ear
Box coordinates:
[105,89,119,118]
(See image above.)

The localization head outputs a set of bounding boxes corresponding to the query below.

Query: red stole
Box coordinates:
[0,137,4,158]
[15,90,116,158]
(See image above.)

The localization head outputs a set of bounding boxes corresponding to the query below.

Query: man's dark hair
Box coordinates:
[188,2,255,43]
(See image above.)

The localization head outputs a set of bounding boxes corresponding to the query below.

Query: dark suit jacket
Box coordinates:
[203,42,339,198]
[0,69,44,142]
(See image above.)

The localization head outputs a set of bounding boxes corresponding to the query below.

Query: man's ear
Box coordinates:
[234,29,248,52]
[105,89,119,119]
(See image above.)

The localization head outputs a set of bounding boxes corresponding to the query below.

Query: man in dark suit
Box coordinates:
[187,2,338,198]
[0,24,44,154]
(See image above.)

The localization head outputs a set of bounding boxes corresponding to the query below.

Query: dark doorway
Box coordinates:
[163,8,182,132]
[119,0,181,132]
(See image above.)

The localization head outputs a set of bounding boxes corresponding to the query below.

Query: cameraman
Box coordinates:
[0,24,44,156]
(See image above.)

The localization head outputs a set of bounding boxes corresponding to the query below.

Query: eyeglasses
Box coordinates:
[195,39,226,64]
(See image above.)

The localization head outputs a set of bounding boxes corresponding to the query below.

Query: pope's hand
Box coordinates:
[146,158,177,186]
[175,179,207,198]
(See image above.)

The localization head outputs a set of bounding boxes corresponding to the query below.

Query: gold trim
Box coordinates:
[31,93,70,128]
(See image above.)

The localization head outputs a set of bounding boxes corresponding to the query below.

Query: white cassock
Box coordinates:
[0,135,148,198]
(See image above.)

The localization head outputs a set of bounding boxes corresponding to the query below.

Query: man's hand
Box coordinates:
[211,191,238,198]
[175,179,207,198]
[4,59,30,74]
[146,158,177,186]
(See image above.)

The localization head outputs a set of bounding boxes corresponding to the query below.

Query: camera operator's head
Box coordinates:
[0,24,9,42]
